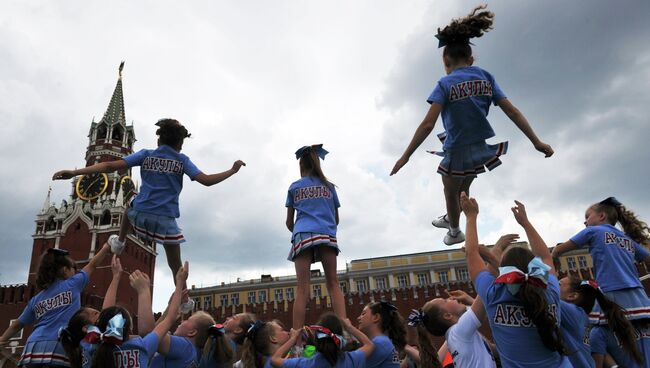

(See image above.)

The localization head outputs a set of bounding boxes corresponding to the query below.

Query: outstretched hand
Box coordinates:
[534,142,554,158]
[231,160,246,173]
[511,200,530,226]
[390,157,408,176]
[176,261,189,285]
[129,270,151,292]
[448,290,474,306]
[460,192,479,216]
[111,255,123,278]
[52,170,76,180]
[495,234,520,251]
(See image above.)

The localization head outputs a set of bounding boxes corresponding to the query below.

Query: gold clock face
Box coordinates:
[119,175,136,201]
[75,173,109,201]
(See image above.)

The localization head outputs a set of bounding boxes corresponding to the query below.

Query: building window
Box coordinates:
[286,288,295,301]
[438,271,449,283]
[417,273,429,286]
[339,282,348,294]
[578,256,588,269]
[456,268,469,281]
[356,279,368,293]
[376,277,387,290]
[203,296,212,310]
[275,289,284,302]
[231,293,239,306]
[567,257,577,270]
[220,294,228,307]
[248,291,256,304]
[397,275,409,288]
[193,297,201,310]
[259,290,267,303]
[313,285,322,298]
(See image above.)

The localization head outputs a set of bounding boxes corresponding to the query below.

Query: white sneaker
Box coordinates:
[443,230,465,246]
[108,235,126,255]
[180,298,195,314]
[431,214,450,229]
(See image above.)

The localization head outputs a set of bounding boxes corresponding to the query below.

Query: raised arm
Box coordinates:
[102,255,122,309]
[82,242,111,277]
[390,103,442,176]
[0,320,24,345]
[152,263,188,340]
[551,240,578,259]
[53,160,128,180]
[511,200,556,274]
[193,160,245,187]
[271,328,301,367]
[130,270,155,336]
[479,234,521,276]
[460,192,487,281]
[496,98,553,157]
[342,318,374,357]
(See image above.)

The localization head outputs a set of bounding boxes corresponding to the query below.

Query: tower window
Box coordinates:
[96,124,107,140]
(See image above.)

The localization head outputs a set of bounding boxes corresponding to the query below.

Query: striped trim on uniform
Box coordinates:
[133,224,185,244]
[19,352,70,366]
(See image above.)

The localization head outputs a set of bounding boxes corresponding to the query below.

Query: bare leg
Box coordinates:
[320,246,346,321]
[117,207,132,243]
[459,177,475,199]
[292,249,313,330]
[441,175,465,229]
[163,244,184,288]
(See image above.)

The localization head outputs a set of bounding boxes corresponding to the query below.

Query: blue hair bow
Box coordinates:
[407,309,426,327]
[246,320,265,339]
[295,144,328,160]
[434,32,471,49]
[496,257,550,296]
[84,313,125,345]
[600,197,622,207]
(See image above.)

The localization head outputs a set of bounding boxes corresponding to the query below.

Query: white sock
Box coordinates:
[450,227,461,236]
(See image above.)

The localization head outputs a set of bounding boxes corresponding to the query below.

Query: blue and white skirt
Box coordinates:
[429,133,508,178]
[127,208,185,245]
[288,232,340,262]
[589,287,650,325]
[19,340,70,367]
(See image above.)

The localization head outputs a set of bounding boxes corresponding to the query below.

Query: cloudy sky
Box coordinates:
[1,0,649,311]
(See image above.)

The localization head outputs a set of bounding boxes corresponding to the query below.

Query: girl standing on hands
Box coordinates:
[391,5,553,245]
[53,118,245,312]
[286,144,346,330]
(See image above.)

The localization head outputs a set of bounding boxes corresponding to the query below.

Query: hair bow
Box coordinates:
[83,313,125,345]
[580,280,601,291]
[496,257,550,295]
[295,144,329,160]
[308,325,345,348]
[407,309,426,327]
[47,248,69,257]
[380,301,398,312]
[246,320,265,339]
[207,324,225,337]
[599,197,622,208]
[434,31,471,49]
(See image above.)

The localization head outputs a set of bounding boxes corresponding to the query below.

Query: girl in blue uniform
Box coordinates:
[559,276,642,368]
[0,244,111,367]
[271,313,374,368]
[286,144,346,329]
[390,5,553,245]
[223,313,256,360]
[53,119,245,312]
[199,322,236,368]
[357,302,405,368]
[460,193,570,367]
[236,320,290,368]
[553,197,650,325]
[85,262,188,368]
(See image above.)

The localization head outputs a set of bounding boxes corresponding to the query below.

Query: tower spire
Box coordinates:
[41,187,52,213]
[100,61,126,126]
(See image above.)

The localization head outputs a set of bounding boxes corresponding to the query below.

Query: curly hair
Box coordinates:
[437,5,495,62]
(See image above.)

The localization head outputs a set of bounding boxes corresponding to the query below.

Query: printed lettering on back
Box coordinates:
[114,349,141,368]
[449,80,493,102]
[493,303,558,327]
[33,291,73,319]
[294,186,332,203]
[603,231,634,254]
[141,157,184,175]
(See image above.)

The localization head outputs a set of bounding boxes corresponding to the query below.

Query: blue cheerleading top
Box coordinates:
[427,66,506,149]
[286,176,340,239]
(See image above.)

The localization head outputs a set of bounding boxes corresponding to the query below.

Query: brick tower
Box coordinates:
[0,63,156,365]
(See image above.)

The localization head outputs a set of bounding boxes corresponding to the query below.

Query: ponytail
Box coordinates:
[595,197,650,247]
[368,301,407,353]
[197,313,234,367]
[312,313,345,367]
[407,309,442,368]
[501,247,567,355]
[240,321,274,368]
[298,145,333,188]
[59,309,90,368]
[90,307,132,368]
[569,277,643,364]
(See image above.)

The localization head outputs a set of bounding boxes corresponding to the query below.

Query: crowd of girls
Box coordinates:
[1,3,649,368]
